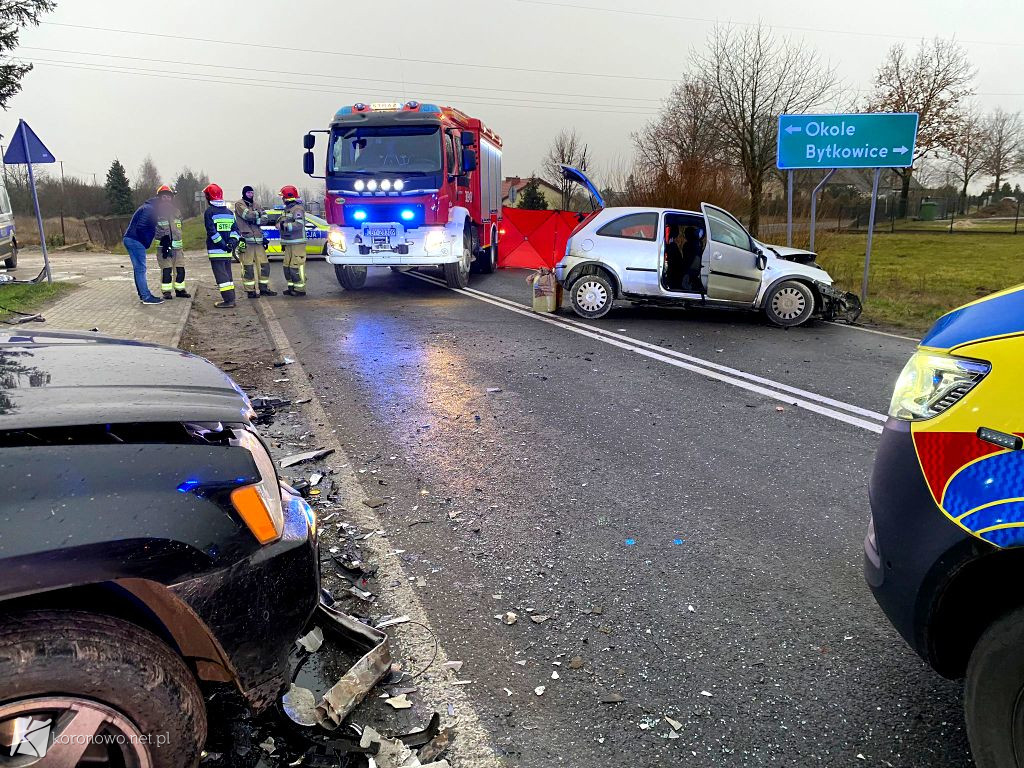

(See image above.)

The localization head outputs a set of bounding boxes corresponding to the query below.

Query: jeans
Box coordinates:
[123,236,153,300]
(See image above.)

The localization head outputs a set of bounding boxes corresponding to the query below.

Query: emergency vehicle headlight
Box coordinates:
[354,180,365,191]
[367,180,378,191]
[888,351,990,421]
[424,230,446,253]
[328,228,346,251]
[394,179,405,191]
[380,179,392,191]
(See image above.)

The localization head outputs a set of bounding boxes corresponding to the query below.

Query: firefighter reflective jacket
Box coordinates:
[155,201,184,250]
[234,199,263,243]
[204,201,240,255]
[279,198,307,244]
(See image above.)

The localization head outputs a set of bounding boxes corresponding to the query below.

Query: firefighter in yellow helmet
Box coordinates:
[154,185,189,299]
[278,185,307,296]
[234,185,275,298]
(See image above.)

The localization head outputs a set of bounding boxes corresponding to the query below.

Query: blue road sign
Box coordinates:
[3,119,55,165]
[777,112,918,170]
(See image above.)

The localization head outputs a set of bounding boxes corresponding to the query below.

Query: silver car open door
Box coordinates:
[700,203,762,303]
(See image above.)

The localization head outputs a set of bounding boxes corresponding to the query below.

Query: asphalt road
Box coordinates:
[270,263,971,767]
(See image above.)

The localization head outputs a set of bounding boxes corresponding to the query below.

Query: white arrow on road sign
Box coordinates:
[785,125,802,134]
[892,146,909,155]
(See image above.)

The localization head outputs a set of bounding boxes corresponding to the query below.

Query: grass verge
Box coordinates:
[812,232,1024,333]
[0,281,75,320]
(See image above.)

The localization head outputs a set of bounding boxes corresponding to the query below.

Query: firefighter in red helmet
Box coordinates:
[278,185,307,296]
[202,183,240,308]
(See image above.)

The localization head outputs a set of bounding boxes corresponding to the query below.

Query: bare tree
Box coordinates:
[132,155,162,206]
[542,128,591,209]
[867,38,974,217]
[633,78,725,175]
[982,107,1023,196]
[944,104,989,213]
[693,23,839,236]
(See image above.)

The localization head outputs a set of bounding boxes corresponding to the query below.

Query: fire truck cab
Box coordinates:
[303,101,502,290]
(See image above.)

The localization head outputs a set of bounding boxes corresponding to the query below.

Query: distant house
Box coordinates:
[827,169,925,196]
[502,176,562,209]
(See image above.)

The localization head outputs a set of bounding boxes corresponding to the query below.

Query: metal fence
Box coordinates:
[836,196,1021,235]
[83,215,132,249]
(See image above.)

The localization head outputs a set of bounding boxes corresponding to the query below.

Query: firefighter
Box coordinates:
[234,185,275,298]
[202,183,240,308]
[154,185,189,300]
[278,185,307,296]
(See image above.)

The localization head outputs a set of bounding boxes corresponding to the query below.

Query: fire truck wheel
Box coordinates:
[335,265,367,290]
[443,237,472,289]
[475,242,497,274]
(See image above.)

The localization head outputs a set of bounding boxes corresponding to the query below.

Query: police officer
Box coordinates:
[202,183,240,308]
[278,185,307,296]
[234,185,275,298]
[154,184,189,300]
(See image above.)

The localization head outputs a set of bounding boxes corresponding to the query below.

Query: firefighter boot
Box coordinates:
[173,267,190,297]
[160,267,173,300]
[259,263,276,295]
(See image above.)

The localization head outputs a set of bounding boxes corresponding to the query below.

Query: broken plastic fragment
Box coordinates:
[665,716,683,731]
[534,686,546,696]
[296,626,324,653]
[551,671,559,680]
[385,693,412,709]
[700,690,714,697]
[601,692,624,704]
[530,614,550,624]
[503,612,518,625]
[280,448,335,468]
[442,660,464,672]
[281,684,318,726]
[376,615,411,630]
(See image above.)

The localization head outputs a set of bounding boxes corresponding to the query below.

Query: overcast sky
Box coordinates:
[2,0,1022,198]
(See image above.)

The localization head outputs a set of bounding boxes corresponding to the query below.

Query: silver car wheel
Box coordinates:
[575,280,609,313]
[0,696,152,767]
[770,285,807,321]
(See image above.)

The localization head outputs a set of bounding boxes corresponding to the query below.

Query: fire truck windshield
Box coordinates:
[330,125,442,175]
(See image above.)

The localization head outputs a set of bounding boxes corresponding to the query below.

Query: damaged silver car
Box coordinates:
[553,166,862,327]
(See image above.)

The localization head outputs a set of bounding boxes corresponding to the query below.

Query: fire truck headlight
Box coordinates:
[424,231,446,253]
[380,179,392,191]
[328,228,346,251]
[354,179,365,192]
[367,180,378,191]
[393,179,405,191]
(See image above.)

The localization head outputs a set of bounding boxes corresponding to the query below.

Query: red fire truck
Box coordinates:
[302,101,502,290]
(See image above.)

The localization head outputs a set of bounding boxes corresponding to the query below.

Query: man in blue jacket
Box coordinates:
[122,196,163,305]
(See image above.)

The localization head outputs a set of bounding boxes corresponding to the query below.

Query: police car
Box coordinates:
[865,284,1024,767]
[260,209,329,259]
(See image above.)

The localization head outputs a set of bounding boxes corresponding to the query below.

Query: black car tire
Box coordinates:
[965,606,1024,768]
[569,273,614,319]
[763,280,815,327]
[3,245,16,269]
[335,264,367,290]
[0,610,206,767]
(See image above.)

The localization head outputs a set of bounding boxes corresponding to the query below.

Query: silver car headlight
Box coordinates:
[888,350,990,421]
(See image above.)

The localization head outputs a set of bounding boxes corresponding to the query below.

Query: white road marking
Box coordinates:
[824,320,919,342]
[406,272,885,434]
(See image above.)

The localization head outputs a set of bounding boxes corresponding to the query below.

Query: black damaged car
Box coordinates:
[0,330,319,766]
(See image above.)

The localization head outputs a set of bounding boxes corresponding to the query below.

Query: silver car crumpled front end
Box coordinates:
[815,281,862,323]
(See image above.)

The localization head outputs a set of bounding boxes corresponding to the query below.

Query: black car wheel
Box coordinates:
[965,606,1024,767]
[763,280,815,327]
[335,265,367,290]
[569,273,614,319]
[3,244,16,270]
[0,611,206,767]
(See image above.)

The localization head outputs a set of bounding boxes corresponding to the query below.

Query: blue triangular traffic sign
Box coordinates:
[3,119,55,164]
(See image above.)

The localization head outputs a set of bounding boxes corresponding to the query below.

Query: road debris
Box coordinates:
[530,614,550,624]
[700,690,714,697]
[568,656,584,669]
[442,660,464,673]
[362,496,387,508]
[385,693,412,710]
[296,626,324,653]
[534,686,546,696]
[551,671,559,680]
[273,356,296,367]
[486,387,502,393]
[502,611,518,625]
[665,716,683,731]
[601,692,625,703]
[280,448,335,468]
[281,684,318,727]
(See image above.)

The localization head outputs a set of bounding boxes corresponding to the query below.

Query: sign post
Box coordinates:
[777,112,918,301]
[3,119,57,283]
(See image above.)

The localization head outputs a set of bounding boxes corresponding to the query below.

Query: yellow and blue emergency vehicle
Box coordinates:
[865,284,1024,767]
[260,209,329,258]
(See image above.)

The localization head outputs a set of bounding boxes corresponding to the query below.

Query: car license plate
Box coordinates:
[366,226,398,239]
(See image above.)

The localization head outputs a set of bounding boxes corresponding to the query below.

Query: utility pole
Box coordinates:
[59,160,66,243]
